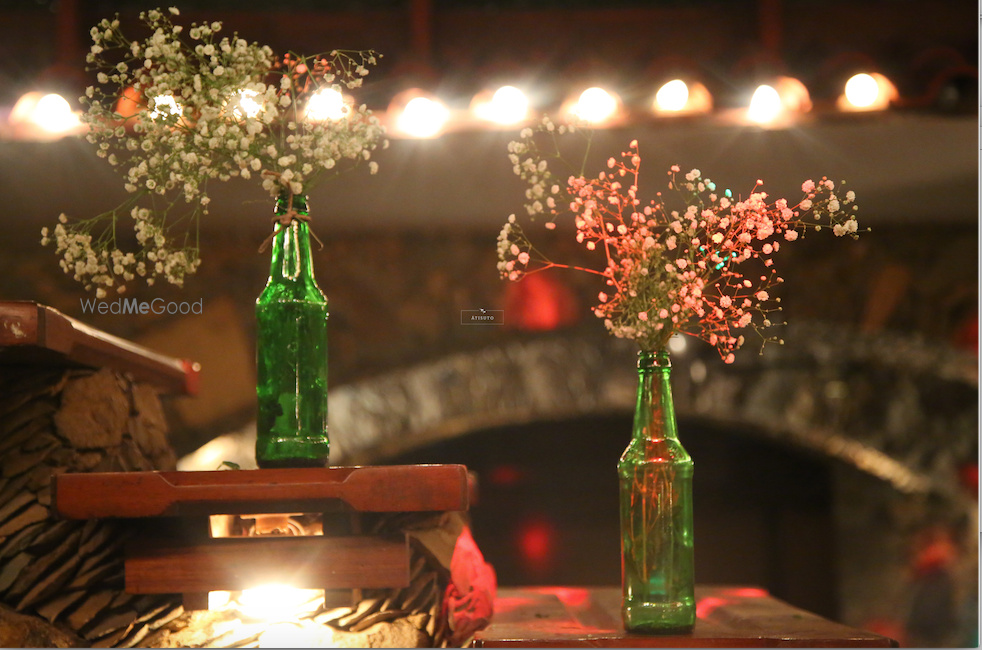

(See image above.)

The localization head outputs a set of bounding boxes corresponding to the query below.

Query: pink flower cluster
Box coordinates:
[499,131,861,361]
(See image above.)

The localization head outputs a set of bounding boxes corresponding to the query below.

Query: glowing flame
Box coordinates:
[208,590,232,610]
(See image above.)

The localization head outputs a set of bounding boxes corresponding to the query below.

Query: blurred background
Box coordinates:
[0,0,977,646]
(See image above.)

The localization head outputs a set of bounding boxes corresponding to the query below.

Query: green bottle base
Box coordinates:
[256,436,329,469]
[622,600,695,635]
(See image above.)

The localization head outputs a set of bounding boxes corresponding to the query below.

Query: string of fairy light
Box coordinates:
[6,72,900,141]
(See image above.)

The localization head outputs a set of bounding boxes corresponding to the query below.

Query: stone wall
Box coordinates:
[2,222,975,453]
[0,368,182,647]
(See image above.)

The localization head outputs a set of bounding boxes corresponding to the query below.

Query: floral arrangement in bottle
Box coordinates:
[42,7,386,296]
[497,117,865,634]
[497,117,863,360]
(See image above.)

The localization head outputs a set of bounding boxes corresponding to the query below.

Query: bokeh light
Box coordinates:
[845,73,879,108]
[748,84,782,123]
[475,85,529,125]
[395,95,449,138]
[572,87,618,124]
[839,72,896,111]
[655,80,689,112]
[149,94,183,120]
[11,92,81,135]
[231,89,263,119]
[305,87,347,121]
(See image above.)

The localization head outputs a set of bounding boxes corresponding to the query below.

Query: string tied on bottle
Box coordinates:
[257,170,324,253]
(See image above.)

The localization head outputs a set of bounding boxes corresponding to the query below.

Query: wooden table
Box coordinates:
[472,587,897,647]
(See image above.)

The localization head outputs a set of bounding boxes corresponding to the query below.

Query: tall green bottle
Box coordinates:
[618,350,695,633]
[255,192,330,468]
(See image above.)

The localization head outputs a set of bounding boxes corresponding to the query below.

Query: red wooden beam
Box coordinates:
[54,465,470,519]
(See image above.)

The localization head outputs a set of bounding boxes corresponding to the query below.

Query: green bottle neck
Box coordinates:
[632,349,678,442]
[268,193,315,284]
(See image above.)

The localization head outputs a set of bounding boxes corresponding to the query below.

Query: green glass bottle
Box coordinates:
[255,192,329,468]
[618,349,695,633]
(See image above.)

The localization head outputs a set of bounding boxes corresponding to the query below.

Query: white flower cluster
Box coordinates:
[46,7,386,294]
[507,115,582,223]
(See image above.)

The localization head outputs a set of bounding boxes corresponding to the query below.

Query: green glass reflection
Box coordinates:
[618,350,695,633]
[255,193,329,468]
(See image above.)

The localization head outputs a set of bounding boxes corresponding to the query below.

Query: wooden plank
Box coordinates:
[125,534,409,594]
[0,301,197,395]
[54,465,470,519]
[0,302,38,347]
[472,587,897,648]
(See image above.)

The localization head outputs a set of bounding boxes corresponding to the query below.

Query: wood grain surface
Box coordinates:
[472,587,897,648]
[54,465,471,518]
[0,301,197,395]
[125,534,409,593]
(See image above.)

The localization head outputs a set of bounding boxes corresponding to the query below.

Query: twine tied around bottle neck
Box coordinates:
[257,171,325,253]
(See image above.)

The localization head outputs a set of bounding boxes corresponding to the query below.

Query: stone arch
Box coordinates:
[329,322,977,498]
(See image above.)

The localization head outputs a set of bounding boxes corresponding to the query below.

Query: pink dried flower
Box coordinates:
[499,125,861,361]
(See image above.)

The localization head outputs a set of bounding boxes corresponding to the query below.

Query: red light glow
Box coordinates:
[488,464,524,487]
[503,271,579,331]
[733,587,768,599]
[516,516,557,574]
[695,596,728,619]
[552,587,590,609]
[959,463,978,496]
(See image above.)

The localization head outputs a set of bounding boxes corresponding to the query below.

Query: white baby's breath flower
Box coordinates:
[55,11,383,294]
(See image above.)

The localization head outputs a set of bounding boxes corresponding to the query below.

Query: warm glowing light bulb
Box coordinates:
[238,585,324,622]
[231,89,263,119]
[149,94,182,120]
[486,86,529,124]
[748,85,782,123]
[655,80,689,112]
[844,73,879,108]
[574,87,617,123]
[306,88,346,121]
[397,96,449,138]
[32,94,80,133]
